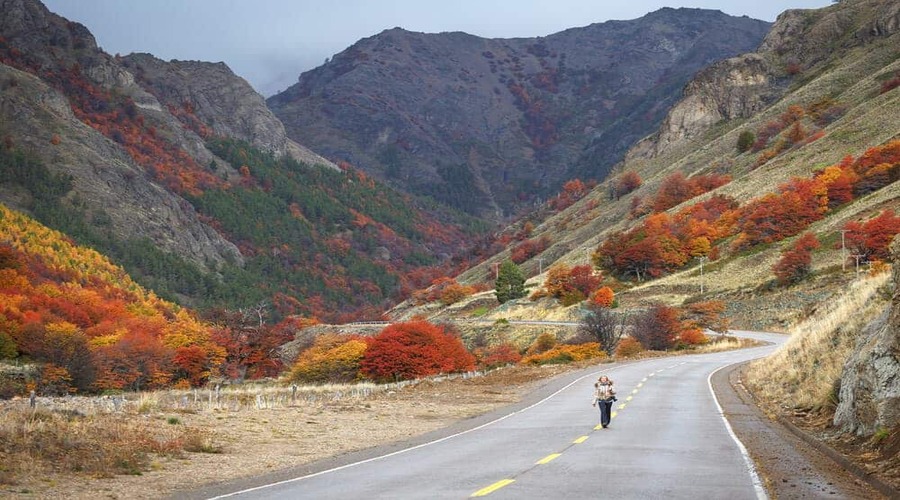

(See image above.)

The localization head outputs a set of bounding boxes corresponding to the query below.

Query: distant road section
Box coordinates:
[207,331,784,499]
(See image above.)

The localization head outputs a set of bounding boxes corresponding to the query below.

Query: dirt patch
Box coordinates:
[0,365,574,499]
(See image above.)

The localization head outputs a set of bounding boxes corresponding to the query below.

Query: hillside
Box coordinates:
[268,9,770,219]
[406,0,900,323]
[0,0,484,321]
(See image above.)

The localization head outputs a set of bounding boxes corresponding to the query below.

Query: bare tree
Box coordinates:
[577,304,628,353]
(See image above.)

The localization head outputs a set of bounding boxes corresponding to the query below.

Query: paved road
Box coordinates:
[211,331,785,500]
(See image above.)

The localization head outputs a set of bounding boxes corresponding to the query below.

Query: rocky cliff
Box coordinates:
[630,0,900,161]
[268,9,770,218]
[834,236,900,436]
[0,0,242,269]
[119,53,334,169]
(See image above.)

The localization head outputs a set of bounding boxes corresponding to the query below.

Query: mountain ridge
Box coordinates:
[268,9,771,219]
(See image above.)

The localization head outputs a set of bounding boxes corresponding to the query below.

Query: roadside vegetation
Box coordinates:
[746,270,891,412]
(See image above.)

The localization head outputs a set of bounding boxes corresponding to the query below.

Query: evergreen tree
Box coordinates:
[495,260,525,304]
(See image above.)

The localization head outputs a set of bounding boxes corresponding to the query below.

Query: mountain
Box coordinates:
[268,9,771,219]
[392,0,900,324]
[0,0,483,322]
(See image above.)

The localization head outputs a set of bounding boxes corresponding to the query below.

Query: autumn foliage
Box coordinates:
[360,321,475,382]
[289,334,367,384]
[843,210,900,262]
[589,287,615,308]
[542,264,602,305]
[773,233,820,285]
[510,236,550,264]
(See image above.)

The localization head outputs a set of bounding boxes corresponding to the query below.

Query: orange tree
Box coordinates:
[360,321,475,382]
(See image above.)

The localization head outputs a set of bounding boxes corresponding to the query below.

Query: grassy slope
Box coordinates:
[441,13,900,328]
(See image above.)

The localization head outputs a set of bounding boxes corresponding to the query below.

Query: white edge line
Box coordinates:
[708,364,768,500]
[208,369,607,499]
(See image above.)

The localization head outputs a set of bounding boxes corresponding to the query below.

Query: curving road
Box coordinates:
[207,331,785,500]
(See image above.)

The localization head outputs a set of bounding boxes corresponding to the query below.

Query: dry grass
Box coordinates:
[694,336,761,353]
[0,405,218,485]
[746,270,891,412]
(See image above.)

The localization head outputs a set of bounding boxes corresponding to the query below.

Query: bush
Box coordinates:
[520,343,606,365]
[589,287,615,308]
[614,337,644,358]
[737,131,755,153]
[631,305,680,350]
[477,343,522,369]
[360,321,475,382]
[525,332,557,356]
[773,233,820,286]
[289,334,367,383]
[679,328,708,346]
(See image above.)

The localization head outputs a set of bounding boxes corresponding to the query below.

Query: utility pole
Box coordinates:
[699,256,707,294]
[839,229,850,271]
[851,254,864,275]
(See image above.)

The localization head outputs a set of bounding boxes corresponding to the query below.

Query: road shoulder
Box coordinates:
[712,362,886,499]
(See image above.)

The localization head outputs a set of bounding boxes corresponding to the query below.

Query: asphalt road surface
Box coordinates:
[211,331,785,500]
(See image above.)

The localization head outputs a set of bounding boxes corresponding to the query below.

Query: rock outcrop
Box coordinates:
[630,0,900,161]
[0,63,243,269]
[268,8,770,218]
[834,236,900,436]
[120,53,334,169]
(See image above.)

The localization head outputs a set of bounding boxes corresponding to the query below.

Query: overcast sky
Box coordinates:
[42,0,832,97]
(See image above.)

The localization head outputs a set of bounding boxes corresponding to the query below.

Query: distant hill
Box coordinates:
[268,9,771,219]
[0,0,483,322]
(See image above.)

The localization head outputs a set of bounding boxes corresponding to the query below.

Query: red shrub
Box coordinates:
[360,321,475,381]
[773,233,820,285]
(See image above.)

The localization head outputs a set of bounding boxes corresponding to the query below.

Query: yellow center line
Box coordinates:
[594,423,603,429]
[641,378,647,383]
[611,410,618,418]
[573,436,589,444]
[626,395,633,402]
[536,453,562,465]
[617,403,627,410]
[471,479,515,497]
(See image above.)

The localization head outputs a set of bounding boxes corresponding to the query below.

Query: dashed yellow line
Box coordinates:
[611,410,618,418]
[617,403,627,410]
[573,436,589,444]
[536,453,562,465]
[631,389,638,394]
[626,395,633,402]
[471,479,515,497]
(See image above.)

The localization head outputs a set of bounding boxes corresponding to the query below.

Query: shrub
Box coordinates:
[589,287,615,308]
[679,328,708,346]
[631,305,680,351]
[773,233,820,286]
[736,131,755,153]
[477,343,522,369]
[614,337,644,358]
[577,303,625,353]
[525,332,557,356]
[289,334,367,383]
[613,171,642,199]
[520,343,606,365]
[360,321,475,382]
[440,282,476,306]
[510,237,550,264]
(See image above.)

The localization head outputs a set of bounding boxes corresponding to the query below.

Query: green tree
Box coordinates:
[737,130,755,153]
[495,260,525,304]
